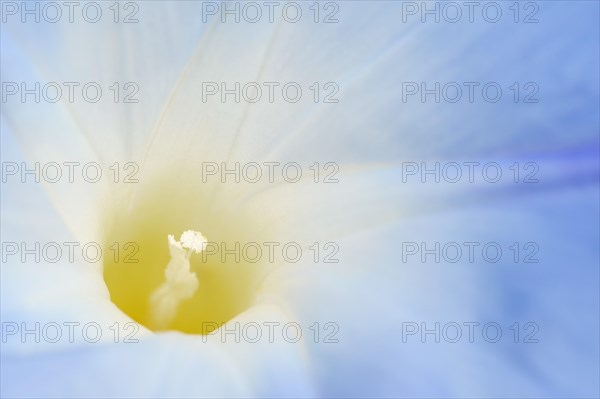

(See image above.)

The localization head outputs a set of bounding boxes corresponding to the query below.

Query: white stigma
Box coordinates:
[149,230,207,329]
[180,230,208,255]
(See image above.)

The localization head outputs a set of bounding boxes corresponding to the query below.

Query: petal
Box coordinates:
[139,1,598,167]
[258,161,599,397]
[1,125,141,357]
[206,303,317,397]
[1,334,252,398]
[1,2,211,161]
[0,41,104,242]
[1,304,317,398]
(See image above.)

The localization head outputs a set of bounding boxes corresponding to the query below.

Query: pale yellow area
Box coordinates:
[103,177,267,334]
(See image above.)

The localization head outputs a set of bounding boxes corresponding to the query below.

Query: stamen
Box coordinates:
[149,230,207,329]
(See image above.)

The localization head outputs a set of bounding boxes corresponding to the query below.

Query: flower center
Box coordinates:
[102,177,266,334]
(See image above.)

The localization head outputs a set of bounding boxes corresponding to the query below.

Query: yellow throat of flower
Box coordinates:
[102,178,266,335]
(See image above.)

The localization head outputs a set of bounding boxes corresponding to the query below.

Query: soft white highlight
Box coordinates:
[149,231,206,329]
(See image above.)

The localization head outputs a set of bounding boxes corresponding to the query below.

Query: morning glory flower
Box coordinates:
[1,1,598,398]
